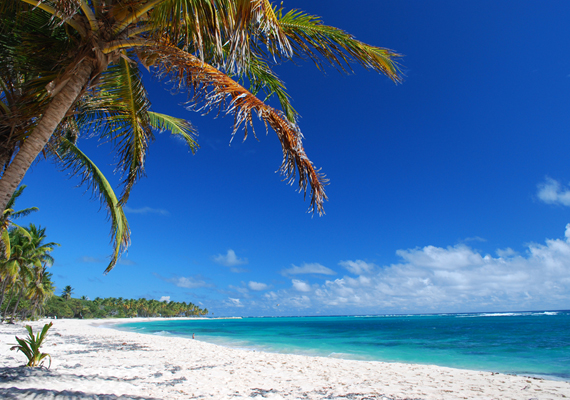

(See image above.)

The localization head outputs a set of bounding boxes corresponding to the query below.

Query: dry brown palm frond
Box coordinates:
[152,44,327,214]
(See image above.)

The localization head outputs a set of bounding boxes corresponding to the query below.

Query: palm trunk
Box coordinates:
[2,287,15,322]
[9,287,24,322]
[0,60,96,211]
[0,279,10,314]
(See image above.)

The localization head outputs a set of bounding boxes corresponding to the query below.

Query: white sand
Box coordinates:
[1,319,569,399]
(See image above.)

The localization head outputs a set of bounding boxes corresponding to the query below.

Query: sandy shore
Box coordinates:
[1,319,569,399]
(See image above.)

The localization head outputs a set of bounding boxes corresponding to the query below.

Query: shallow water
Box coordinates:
[117,310,570,380]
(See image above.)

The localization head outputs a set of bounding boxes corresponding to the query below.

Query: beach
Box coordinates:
[1,319,569,399]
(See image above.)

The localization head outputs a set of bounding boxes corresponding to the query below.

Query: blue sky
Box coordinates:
[16,0,570,316]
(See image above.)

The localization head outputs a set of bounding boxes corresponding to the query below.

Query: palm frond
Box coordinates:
[77,0,98,32]
[147,112,198,153]
[51,136,130,273]
[96,53,153,205]
[154,44,327,214]
[4,185,26,212]
[146,0,231,61]
[278,9,402,82]
[222,0,291,72]
[9,207,39,220]
[0,5,75,160]
[253,0,292,57]
[240,54,297,123]
[17,0,86,36]
[1,227,10,259]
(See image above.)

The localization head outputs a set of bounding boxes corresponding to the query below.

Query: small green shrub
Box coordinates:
[10,322,53,368]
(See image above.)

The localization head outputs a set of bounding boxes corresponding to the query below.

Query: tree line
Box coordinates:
[47,288,208,319]
[0,187,208,322]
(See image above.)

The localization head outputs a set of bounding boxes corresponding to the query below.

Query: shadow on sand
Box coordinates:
[0,367,160,400]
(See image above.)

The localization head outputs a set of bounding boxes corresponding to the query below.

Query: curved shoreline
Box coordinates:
[1,318,570,399]
[113,315,570,382]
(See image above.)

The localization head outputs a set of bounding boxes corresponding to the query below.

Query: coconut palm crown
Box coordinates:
[0,0,402,272]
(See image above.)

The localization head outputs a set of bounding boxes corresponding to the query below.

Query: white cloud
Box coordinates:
[281,262,336,276]
[159,296,170,302]
[537,177,570,206]
[264,291,278,300]
[339,260,376,275]
[248,281,269,291]
[463,236,487,243]
[288,295,312,308]
[213,250,248,272]
[292,279,311,292]
[123,206,170,216]
[256,224,570,313]
[226,298,244,307]
[496,248,517,258]
[78,256,102,263]
[156,274,213,289]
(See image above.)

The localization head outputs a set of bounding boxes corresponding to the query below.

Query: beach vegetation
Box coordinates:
[0,186,38,260]
[44,295,208,319]
[61,285,74,300]
[0,0,402,273]
[0,224,59,323]
[43,297,74,319]
[10,322,53,368]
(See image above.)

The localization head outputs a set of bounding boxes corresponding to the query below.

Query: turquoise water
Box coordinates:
[117,310,570,380]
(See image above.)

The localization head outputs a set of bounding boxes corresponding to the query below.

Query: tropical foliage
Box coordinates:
[0,224,58,322]
[45,294,208,319]
[0,0,402,272]
[10,322,53,368]
[61,285,74,300]
[0,186,38,259]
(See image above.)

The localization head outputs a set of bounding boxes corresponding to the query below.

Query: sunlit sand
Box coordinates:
[1,318,569,399]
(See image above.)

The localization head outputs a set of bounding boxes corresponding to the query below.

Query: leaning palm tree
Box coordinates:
[0,1,401,273]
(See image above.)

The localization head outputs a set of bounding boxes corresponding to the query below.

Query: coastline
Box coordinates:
[1,318,569,399]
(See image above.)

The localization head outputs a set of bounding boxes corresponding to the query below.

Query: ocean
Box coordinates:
[116,310,570,381]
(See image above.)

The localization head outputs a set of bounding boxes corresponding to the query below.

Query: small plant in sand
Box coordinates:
[10,322,53,368]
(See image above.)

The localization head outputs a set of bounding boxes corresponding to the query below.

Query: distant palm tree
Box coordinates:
[28,269,55,319]
[62,285,74,301]
[0,0,401,272]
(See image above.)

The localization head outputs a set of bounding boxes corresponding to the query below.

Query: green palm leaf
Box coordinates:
[240,54,297,123]
[278,9,402,81]
[53,136,130,273]
[1,228,10,259]
[96,54,153,205]
[147,112,198,153]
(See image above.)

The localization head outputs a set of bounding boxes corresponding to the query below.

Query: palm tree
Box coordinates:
[0,227,33,320]
[0,186,38,259]
[28,269,55,319]
[0,1,401,271]
[0,16,131,272]
[0,224,58,321]
[61,285,74,301]
[7,224,58,321]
